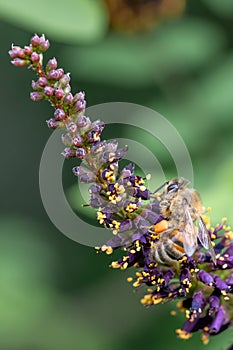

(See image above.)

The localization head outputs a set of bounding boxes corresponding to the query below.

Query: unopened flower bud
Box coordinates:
[37,77,48,87]
[59,73,70,87]
[30,91,44,101]
[62,147,76,158]
[9,45,25,58]
[67,122,77,133]
[72,135,83,147]
[76,115,90,127]
[31,80,41,90]
[30,34,40,47]
[44,86,54,96]
[11,58,28,67]
[74,91,85,101]
[24,45,33,55]
[54,108,66,121]
[31,52,40,63]
[54,88,64,100]
[73,99,86,113]
[46,118,61,129]
[39,34,50,52]
[48,68,64,80]
[64,93,73,105]
[46,57,57,71]
[76,148,87,159]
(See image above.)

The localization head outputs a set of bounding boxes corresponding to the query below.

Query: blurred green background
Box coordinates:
[1,1,233,349]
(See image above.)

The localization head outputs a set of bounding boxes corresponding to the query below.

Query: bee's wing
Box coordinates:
[198,217,216,264]
[183,205,198,256]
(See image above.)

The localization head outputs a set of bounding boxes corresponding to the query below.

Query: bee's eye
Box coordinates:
[167,183,179,192]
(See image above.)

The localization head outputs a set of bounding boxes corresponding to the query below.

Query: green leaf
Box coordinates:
[0,0,108,43]
[203,0,233,17]
[62,19,225,86]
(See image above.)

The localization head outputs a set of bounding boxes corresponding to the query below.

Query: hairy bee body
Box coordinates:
[150,228,185,264]
[149,178,215,265]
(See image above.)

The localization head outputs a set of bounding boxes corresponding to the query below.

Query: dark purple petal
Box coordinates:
[209,306,226,334]
[209,294,220,315]
[191,291,206,314]
[214,275,230,292]
[198,270,214,285]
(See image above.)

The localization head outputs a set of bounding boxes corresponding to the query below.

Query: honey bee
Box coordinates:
[149,177,216,264]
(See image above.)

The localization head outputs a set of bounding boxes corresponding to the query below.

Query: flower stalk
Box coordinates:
[9,34,233,346]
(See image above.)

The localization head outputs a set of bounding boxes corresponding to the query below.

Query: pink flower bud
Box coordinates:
[30,91,44,101]
[64,93,73,105]
[44,86,54,97]
[39,34,50,52]
[31,52,40,63]
[38,77,48,87]
[46,58,57,71]
[11,58,28,67]
[31,34,40,47]
[8,45,25,59]
[54,88,64,100]
[24,45,33,55]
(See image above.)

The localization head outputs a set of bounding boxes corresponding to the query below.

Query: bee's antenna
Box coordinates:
[152,181,169,194]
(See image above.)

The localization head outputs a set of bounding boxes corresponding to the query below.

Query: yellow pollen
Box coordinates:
[222,263,228,269]
[139,185,146,191]
[133,281,140,287]
[126,203,137,213]
[100,245,113,255]
[97,211,106,224]
[108,152,115,162]
[176,329,192,340]
[127,277,133,282]
[170,310,177,316]
[111,261,120,269]
[153,297,163,305]
[201,333,209,345]
[122,262,128,270]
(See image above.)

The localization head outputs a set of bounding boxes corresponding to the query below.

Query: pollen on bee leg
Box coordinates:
[153,220,168,233]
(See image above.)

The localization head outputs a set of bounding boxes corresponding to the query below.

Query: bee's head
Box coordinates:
[166,177,190,193]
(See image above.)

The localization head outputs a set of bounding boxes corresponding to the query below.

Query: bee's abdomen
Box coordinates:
[151,237,185,264]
